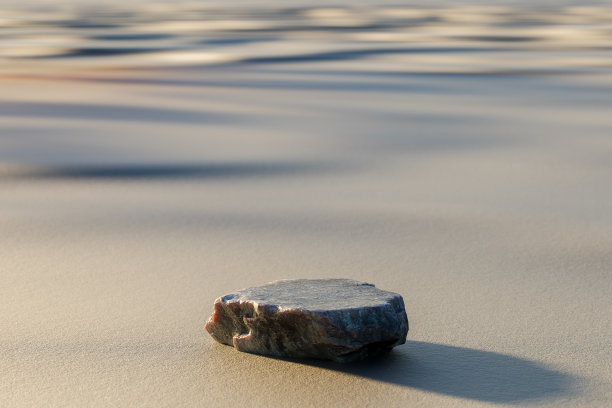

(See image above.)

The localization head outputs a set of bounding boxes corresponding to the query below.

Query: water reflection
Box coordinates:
[4,162,320,181]
[0,101,240,124]
[0,4,611,175]
[1,5,611,72]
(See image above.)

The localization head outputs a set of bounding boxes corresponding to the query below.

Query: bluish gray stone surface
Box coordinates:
[205,279,409,362]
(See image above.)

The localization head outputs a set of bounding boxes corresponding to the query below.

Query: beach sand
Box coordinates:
[1,2,611,407]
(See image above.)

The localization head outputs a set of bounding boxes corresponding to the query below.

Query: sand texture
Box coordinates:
[1,2,612,407]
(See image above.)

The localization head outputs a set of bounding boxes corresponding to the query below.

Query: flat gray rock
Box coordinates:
[205,279,409,362]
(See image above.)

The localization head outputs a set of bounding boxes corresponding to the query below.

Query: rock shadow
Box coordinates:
[295,341,576,404]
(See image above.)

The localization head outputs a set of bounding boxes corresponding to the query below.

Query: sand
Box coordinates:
[1,2,611,407]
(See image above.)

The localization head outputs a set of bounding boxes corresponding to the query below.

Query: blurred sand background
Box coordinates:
[1,1,612,407]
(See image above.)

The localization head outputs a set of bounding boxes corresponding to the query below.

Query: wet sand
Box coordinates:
[1,3,611,407]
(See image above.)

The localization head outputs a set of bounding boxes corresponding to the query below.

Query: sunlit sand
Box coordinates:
[1,2,611,407]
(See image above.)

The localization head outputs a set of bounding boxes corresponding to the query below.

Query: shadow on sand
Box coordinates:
[271,341,576,404]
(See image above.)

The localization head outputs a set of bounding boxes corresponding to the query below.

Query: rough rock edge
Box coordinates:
[205,281,409,363]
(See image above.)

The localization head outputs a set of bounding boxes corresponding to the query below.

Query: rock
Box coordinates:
[205,279,409,362]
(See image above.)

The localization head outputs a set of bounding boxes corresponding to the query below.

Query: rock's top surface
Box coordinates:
[219,278,399,311]
[205,279,409,362]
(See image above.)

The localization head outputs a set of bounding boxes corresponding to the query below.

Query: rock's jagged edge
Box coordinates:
[205,289,409,363]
